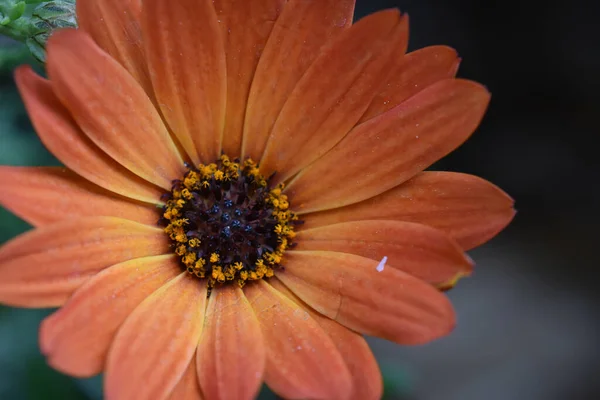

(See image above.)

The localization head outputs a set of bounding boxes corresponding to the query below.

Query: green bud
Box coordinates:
[0,0,77,63]
[4,2,26,24]
[1,1,26,25]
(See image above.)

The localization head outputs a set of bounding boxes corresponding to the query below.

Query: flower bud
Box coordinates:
[0,0,76,62]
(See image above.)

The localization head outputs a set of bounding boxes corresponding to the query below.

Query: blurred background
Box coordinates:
[1,0,599,399]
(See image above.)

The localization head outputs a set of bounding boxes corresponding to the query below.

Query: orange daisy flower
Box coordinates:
[0,0,515,399]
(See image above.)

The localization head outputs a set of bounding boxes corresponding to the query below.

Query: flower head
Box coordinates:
[0,0,514,399]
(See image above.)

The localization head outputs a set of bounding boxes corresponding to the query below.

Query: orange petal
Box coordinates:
[315,314,382,400]
[39,255,180,377]
[105,274,207,400]
[301,171,515,250]
[270,278,383,400]
[0,166,159,227]
[197,285,265,400]
[242,0,355,162]
[244,280,352,400]
[296,220,473,286]
[360,45,460,123]
[143,0,227,164]
[76,0,154,98]
[216,0,286,158]
[14,66,164,203]
[46,29,185,190]
[277,251,455,345]
[286,79,491,213]
[0,217,168,308]
[168,354,204,400]
[259,10,409,183]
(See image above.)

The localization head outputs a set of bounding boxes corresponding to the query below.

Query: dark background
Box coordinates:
[1,0,599,399]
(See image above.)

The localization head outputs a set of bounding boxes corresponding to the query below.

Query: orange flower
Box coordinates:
[0,0,515,399]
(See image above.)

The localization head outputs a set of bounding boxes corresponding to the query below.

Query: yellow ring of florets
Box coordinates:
[161,155,297,288]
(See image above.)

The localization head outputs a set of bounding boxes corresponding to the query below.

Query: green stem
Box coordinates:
[0,17,33,42]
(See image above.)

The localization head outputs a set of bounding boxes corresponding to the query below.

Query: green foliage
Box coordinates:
[0,1,26,25]
[0,41,35,71]
[0,0,76,62]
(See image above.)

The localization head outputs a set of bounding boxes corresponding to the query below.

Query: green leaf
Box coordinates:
[25,35,44,61]
[8,1,25,21]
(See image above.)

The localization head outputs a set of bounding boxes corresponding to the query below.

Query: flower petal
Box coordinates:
[296,220,473,286]
[197,285,265,400]
[360,45,460,123]
[314,314,382,400]
[14,66,164,203]
[39,255,180,377]
[105,273,207,400]
[46,29,185,190]
[216,0,286,157]
[270,278,383,400]
[76,0,154,97]
[0,166,159,227]
[277,251,455,345]
[242,0,355,162]
[244,280,351,400]
[168,354,204,400]
[286,79,491,212]
[269,278,383,400]
[259,10,409,183]
[143,0,227,164]
[0,217,168,308]
[301,171,515,250]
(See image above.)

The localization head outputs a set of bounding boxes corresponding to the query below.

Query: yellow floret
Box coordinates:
[182,253,196,265]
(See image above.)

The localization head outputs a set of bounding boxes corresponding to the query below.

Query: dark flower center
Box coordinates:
[159,155,297,288]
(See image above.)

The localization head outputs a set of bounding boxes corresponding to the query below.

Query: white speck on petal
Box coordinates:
[376,256,387,272]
